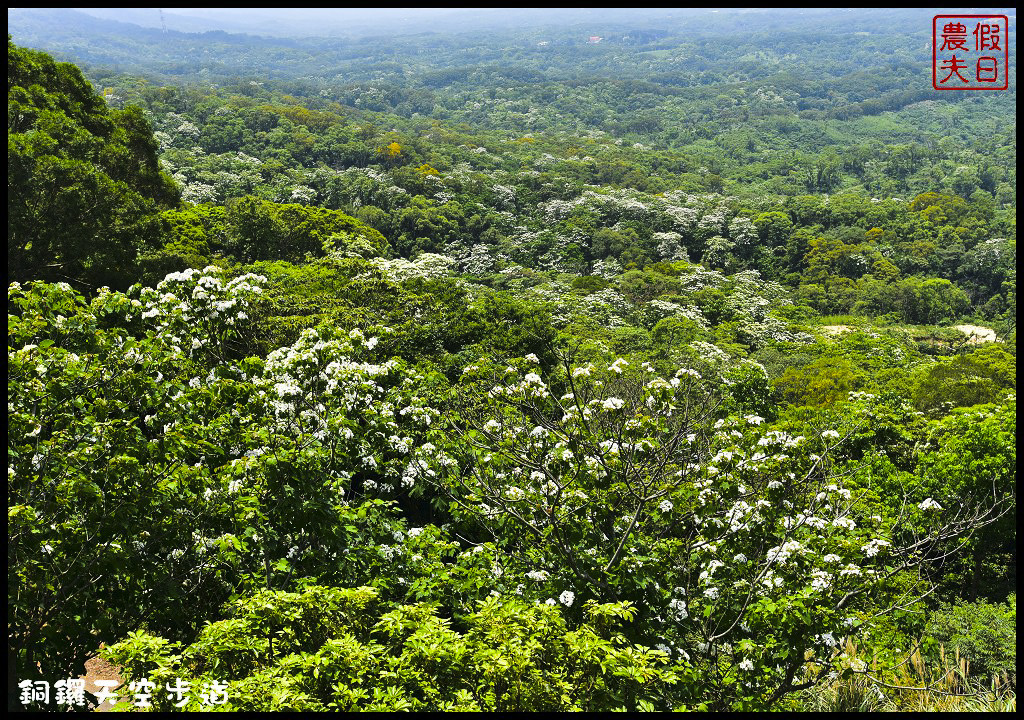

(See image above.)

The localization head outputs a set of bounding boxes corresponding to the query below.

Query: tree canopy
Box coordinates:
[8,37,180,289]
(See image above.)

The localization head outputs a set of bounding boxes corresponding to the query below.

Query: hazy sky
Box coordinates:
[68,7,722,38]
[57,8,953,42]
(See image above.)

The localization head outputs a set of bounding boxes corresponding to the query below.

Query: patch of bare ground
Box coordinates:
[818,325,852,336]
[81,646,124,712]
[954,324,998,344]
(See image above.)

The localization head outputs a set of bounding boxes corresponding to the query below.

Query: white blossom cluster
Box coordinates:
[678,265,728,292]
[918,498,943,512]
[134,267,267,359]
[459,244,495,275]
[696,201,731,238]
[645,299,709,329]
[669,597,689,621]
[254,326,438,494]
[591,257,623,279]
[653,231,690,263]
[368,253,456,282]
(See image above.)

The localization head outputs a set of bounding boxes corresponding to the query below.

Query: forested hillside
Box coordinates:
[7,8,1016,711]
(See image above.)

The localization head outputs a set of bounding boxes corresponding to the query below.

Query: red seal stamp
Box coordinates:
[933,15,1009,90]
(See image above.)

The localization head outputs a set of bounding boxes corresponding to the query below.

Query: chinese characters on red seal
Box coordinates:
[933,15,1009,90]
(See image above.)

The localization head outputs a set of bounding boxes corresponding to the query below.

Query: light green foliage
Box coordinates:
[912,344,1015,411]
[104,587,672,711]
[774,356,863,407]
[913,403,1016,600]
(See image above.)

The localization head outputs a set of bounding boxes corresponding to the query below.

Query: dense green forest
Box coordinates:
[7,8,1016,711]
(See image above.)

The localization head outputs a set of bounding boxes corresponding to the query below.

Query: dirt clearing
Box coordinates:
[954,324,999,344]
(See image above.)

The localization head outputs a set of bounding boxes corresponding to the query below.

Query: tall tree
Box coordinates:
[8,39,179,289]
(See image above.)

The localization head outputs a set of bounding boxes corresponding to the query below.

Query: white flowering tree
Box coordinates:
[428,353,724,603]
[9,274,259,693]
[7,270,437,703]
[423,352,1011,709]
